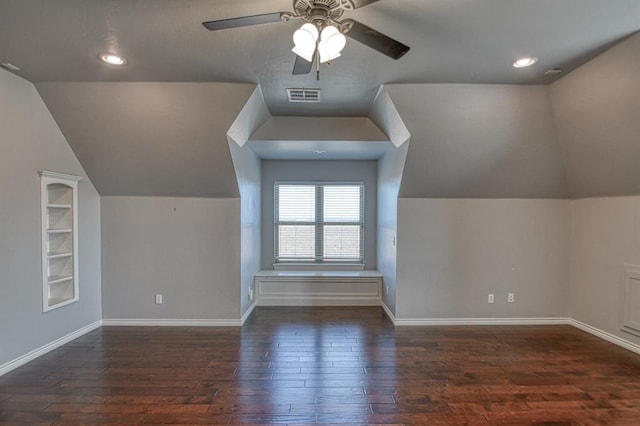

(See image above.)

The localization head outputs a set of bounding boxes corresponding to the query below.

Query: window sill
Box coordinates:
[273,262,365,271]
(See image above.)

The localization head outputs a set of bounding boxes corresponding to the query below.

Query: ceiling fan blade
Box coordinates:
[203,12,285,31]
[292,54,314,75]
[344,20,410,60]
[346,0,382,9]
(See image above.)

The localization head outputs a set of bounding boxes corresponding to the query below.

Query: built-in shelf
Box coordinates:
[47,297,70,307]
[47,252,73,259]
[47,228,72,234]
[39,170,83,312]
[48,275,73,285]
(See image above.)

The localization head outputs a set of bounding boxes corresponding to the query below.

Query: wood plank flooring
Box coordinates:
[2,306,640,424]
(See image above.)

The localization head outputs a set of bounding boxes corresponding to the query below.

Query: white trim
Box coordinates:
[381,302,396,323]
[101,318,243,327]
[255,270,382,278]
[379,306,571,327]
[0,320,101,377]
[273,263,365,271]
[37,170,83,182]
[620,265,640,337]
[241,303,256,325]
[392,317,571,326]
[257,298,381,306]
[569,319,640,356]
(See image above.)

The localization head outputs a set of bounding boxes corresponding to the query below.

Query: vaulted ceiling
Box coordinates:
[2,0,639,114]
[1,0,639,198]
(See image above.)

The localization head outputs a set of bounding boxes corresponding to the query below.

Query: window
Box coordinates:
[275,182,364,263]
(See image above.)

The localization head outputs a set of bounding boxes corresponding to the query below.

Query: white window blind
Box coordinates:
[275,182,364,263]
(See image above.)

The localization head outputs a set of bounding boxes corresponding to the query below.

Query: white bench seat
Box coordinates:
[254,270,383,306]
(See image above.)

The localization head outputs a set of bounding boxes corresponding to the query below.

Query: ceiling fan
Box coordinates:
[202,0,410,76]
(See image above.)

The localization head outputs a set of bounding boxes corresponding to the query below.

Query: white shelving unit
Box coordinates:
[39,171,83,312]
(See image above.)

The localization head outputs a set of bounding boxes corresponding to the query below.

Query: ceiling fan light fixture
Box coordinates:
[513,56,538,68]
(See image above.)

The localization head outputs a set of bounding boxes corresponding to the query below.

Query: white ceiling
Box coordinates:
[1,0,639,115]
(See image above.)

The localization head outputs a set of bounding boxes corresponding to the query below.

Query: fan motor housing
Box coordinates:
[294,0,345,22]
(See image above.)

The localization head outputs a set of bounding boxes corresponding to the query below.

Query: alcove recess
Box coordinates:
[39,171,83,312]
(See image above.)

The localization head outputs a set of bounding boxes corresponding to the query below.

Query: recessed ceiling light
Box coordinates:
[513,57,538,68]
[313,150,327,155]
[98,53,127,66]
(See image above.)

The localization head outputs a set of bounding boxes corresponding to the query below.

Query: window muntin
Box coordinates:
[275,182,364,263]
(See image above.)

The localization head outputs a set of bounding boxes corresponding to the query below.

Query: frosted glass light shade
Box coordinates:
[292,44,316,62]
[292,23,319,62]
[318,25,346,63]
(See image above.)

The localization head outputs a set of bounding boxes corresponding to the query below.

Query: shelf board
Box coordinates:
[48,297,72,307]
[48,275,73,285]
[47,204,72,209]
[48,252,73,259]
[47,228,72,234]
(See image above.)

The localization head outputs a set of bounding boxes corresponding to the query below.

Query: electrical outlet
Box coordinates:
[155,294,163,304]
[249,288,254,300]
[508,293,515,303]
[488,293,495,304]
[385,284,389,295]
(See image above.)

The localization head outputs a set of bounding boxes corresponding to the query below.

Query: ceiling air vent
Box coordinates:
[287,88,321,103]
[544,68,564,76]
[1,63,20,72]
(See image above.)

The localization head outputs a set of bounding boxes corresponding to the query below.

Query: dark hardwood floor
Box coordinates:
[2,307,640,425]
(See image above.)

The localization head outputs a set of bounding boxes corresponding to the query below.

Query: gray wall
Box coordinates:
[261,160,378,270]
[36,82,256,198]
[376,145,409,316]
[101,196,241,320]
[550,32,640,198]
[386,84,569,199]
[251,117,388,142]
[0,69,102,366]
[569,197,640,347]
[548,32,640,346]
[396,199,570,319]
[229,143,261,317]
[370,87,411,316]
[227,87,270,318]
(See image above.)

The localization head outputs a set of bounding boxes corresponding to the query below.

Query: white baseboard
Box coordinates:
[0,320,102,377]
[241,303,256,325]
[378,303,569,326]
[391,316,570,326]
[381,302,396,323]
[102,318,242,326]
[569,319,640,356]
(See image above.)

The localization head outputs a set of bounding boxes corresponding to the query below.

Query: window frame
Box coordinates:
[274,181,365,264]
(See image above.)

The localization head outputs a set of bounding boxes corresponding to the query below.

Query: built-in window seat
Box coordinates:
[254,270,383,306]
